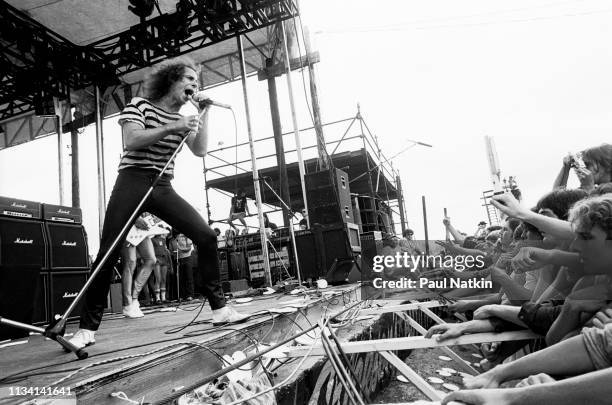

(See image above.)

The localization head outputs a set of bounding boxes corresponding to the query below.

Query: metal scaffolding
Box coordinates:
[203,106,407,235]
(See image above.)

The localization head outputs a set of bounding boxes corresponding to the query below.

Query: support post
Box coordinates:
[281,20,309,228]
[303,26,329,170]
[444,208,450,241]
[203,160,212,225]
[237,35,272,286]
[54,98,66,205]
[422,195,429,258]
[266,57,291,229]
[396,175,406,234]
[94,85,106,237]
[70,110,80,208]
[359,106,377,231]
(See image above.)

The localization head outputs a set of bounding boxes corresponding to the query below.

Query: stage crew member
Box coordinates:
[69,56,248,349]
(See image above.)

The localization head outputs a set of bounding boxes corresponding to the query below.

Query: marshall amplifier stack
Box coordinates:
[0,196,89,340]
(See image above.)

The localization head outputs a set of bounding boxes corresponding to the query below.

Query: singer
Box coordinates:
[69,56,248,350]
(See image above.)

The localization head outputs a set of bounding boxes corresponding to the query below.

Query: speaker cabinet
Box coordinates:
[49,271,88,321]
[46,223,89,270]
[305,168,353,226]
[218,249,229,282]
[32,272,49,325]
[294,230,321,280]
[0,217,47,268]
[316,225,358,274]
[0,265,42,340]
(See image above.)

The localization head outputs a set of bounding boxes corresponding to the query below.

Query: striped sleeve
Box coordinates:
[118,98,146,128]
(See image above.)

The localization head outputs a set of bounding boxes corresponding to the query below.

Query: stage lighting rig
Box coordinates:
[33,90,56,117]
[128,0,156,19]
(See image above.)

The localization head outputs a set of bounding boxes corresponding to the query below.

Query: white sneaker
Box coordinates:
[68,329,95,350]
[212,306,250,326]
[123,301,144,318]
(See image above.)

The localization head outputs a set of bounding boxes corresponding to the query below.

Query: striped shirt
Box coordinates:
[117,97,185,177]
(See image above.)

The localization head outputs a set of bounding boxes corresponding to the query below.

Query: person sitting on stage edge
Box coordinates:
[69,56,249,350]
[228,188,249,232]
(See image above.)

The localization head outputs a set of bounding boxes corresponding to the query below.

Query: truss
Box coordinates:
[0,0,298,121]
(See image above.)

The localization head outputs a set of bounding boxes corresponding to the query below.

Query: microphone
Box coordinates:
[192,91,232,109]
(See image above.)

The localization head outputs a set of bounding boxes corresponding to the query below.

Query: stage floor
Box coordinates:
[0,285,362,404]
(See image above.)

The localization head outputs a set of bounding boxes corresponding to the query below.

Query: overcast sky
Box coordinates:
[2,0,612,254]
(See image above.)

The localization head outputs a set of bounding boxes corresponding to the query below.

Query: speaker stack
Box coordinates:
[298,169,362,284]
[43,203,90,322]
[305,168,354,226]
[0,196,89,340]
[0,197,47,340]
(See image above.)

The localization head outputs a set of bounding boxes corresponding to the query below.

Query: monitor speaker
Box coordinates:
[294,230,321,280]
[0,265,42,340]
[0,217,47,268]
[45,223,89,270]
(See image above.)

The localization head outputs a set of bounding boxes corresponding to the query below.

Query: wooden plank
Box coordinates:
[412,300,480,352]
[409,300,446,324]
[275,330,540,358]
[395,312,478,375]
[378,350,441,401]
[360,300,444,315]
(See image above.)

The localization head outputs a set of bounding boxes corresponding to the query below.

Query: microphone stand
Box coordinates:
[259,177,302,286]
[0,111,204,359]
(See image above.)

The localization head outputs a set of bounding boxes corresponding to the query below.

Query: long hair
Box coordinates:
[582,143,612,177]
[569,193,612,238]
[536,188,588,220]
[144,56,199,101]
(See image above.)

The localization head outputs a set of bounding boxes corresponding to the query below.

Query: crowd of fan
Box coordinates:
[419,144,612,405]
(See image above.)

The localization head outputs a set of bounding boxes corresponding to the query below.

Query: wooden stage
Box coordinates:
[0,285,363,404]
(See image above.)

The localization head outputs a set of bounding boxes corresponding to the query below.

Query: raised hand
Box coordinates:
[490,192,527,219]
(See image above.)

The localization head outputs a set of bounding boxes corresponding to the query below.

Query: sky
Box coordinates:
[1,0,612,254]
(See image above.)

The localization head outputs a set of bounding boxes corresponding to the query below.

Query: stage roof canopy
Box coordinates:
[206,148,399,210]
[1,0,298,150]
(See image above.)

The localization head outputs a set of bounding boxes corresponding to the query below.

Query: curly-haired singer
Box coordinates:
[69,56,248,349]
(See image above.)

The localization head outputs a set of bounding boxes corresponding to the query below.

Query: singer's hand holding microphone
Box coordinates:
[172,115,202,133]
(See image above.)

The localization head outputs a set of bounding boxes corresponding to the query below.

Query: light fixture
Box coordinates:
[128,0,155,19]
[33,91,56,117]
